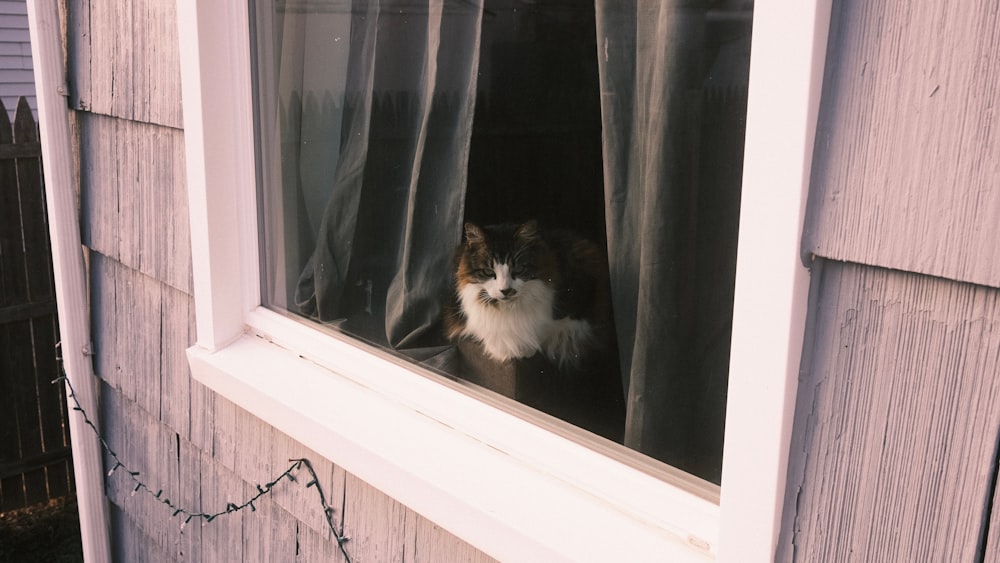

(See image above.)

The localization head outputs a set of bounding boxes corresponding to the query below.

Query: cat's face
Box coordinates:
[456,221,541,305]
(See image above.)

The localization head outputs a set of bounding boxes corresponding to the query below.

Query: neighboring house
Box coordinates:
[27,0,1000,562]
[0,0,34,121]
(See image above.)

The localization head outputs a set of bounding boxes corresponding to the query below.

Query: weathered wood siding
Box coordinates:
[782,0,1000,559]
[67,0,182,128]
[0,0,35,121]
[803,1,1000,287]
[779,261,1000,561]
[70,0,494,560]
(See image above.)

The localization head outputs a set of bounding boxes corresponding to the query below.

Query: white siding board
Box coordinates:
[0,83,34,98]
[0,1,26,16]
[0,68,30,79]
[0,42,30,55]
[804,0,1000,288]
[0,54,31,68]
[0,13,27,27]
[0,26,26,41]
[779,261,1000,561]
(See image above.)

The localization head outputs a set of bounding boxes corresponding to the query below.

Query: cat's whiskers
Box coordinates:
[477,289,495,305]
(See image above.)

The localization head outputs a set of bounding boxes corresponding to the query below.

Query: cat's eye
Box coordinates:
[476,268,495,279]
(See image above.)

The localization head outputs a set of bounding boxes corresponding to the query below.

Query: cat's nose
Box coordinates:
[501,288,516,297]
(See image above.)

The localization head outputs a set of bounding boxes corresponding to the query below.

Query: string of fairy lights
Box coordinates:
[54,371,352,562]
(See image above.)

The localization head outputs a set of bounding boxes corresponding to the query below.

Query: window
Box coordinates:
[178,0,831,559]
[251,0,753,482]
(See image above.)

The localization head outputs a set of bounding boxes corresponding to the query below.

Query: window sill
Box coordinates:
[187,310,719,562]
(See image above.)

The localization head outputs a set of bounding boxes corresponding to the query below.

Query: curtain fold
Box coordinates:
[294,0,484,350]
[596,0,738,482]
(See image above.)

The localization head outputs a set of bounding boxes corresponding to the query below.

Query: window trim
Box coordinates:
[177,0,832,560]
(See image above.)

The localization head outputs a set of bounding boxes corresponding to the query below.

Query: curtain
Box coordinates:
[292,0,484,350]
[264,0,747,483]
[595,1,746,482]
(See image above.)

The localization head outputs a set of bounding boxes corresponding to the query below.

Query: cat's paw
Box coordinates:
[542,318,596,369]
[479,335,537,363]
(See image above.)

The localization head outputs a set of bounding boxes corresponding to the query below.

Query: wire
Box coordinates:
[54,372,352,562]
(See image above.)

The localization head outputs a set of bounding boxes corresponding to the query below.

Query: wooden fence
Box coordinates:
[0,96,74,512]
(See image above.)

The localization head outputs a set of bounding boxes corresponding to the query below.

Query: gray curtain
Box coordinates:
[293,0,484,350]
[267,0,748,482]
[596,0,747,482]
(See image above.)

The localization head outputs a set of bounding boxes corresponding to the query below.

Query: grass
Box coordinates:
[0,495,83,563]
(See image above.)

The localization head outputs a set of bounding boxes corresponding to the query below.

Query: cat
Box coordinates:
[443,220,609,369]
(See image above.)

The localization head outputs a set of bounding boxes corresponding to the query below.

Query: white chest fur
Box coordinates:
[457,278,596,367]
[457,279,555,362]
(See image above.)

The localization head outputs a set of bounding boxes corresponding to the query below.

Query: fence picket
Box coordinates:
[0,96,74,512]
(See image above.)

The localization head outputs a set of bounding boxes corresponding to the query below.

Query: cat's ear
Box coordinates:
[516,220,540,243]
[464,222,485,247]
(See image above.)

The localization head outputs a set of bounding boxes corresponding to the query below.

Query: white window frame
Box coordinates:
[176,1,832,561]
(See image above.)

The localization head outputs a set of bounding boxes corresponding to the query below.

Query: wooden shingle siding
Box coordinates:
[110,503,180,562]
[160,278,196,441]
[785,0,1000,557]
[100,381,189,557]
[408,513,498,563]
[210,393,339,539]
[198,449,250,562]
[99,378,339,560]
[90,254,163,423]
[803,0,1000,288]
[342,472,407,561]
[238,486,298,563]
[97,364,496,561]
[296,520,355,562]
[89,250,195,443]
[68,0,183,128]
[779,260,1000,561]
[79,113,191,293]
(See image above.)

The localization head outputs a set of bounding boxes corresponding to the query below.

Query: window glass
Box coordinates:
[251,0,753,483]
